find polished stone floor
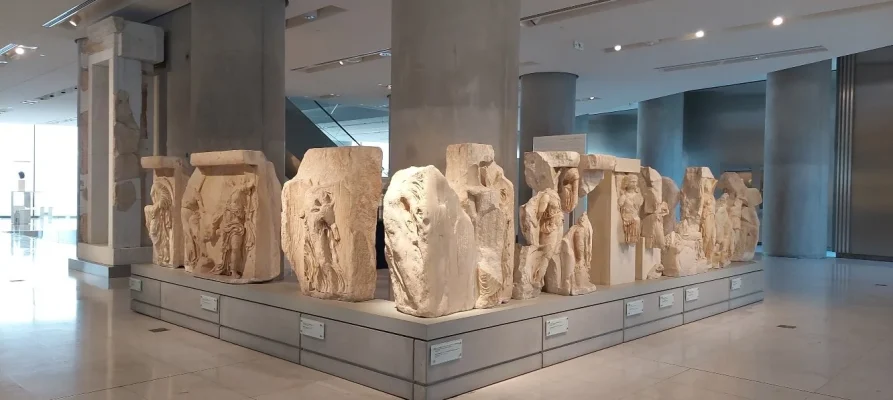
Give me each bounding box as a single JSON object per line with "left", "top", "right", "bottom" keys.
{"left": 1, "top": 233, "right": 892, "bottom": 400}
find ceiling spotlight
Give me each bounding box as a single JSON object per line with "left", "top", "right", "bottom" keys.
{"left": 338, "top": 60, "right": 345, "bottom": 65}
{"left": 772, "top": 16, "right": 784, "bottom": 26}
{"left": 378, "top": 50, "right": 391, "bottom": 57}
{"left": 588, "top": 96, "right": 596, "bottom": 100}
{"left": 695, "top": 30, "right": 705, "bottom": 38}
{"left": 614, "top": 44, "right": 622, "bottom": 51}
{"left": 14, "top": 47, "right": 25, "bottom": 55}
{"left": 69, "top": 18, "right": 78, "bottom": 27}
{"left": 39, "top": 54, "right": 45, "bottom": 57}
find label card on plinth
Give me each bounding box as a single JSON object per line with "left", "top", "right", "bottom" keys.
{"left": 659, "top": 293, "right": 675, "bottom": 309}
{"left": 545, "top": 317, "right": 569, "bottom": 337}
{"left": 685, "top": 287, "right": 699, "bottom": 302}
{"left": 129, "top": 278, "right": 142, "bottom": 292}
{"left": 731, "top": 277, "right": 743, "bottom": 291}
{"left": 430, "top": 339, "right": 463, "bottom": 366}
{"left": 199, "top": 295, "right": 218, "bottom": 313}
{"left": 300, "top": 318, "right": 325, "bottom": 340}
{"left": 626, "top": 299, "right": 645, "bottom": 317}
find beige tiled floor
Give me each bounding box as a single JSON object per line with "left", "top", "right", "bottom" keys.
{"left": 0, "top": 233, "right": 891, "bottom": 400}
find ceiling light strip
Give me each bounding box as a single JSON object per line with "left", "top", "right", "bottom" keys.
{"left": 291, "top": 48, "right": 392, "bottom": 72}
{"left": 0, "top": 44, "right": 17, "bottom": 55}
{"left": 43, "top": 0, "right": 98, "bottom": 28}
{"left": 655, "top": 46, "right": 828, "bottom": 72}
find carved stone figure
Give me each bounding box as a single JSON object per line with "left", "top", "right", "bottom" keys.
{"left": 141, "top": 156, "right": 188, "bottom": 268}
{"left": 514, "top": 189, "right": 564, "bottom": 299}
{"left": 557, "top": 167, "right": 581, "bottom": 213}
{"left": 282, "top": 147, "right": 382, "bottom": 302}
{"left": 734, "top": 187, "right": 763, "bottom": 261}
{"left": 617, "top": 174, "right": 644, "bottom": 244}
{"left": 662, "top": 177, "right": 681, "bottom": 236}
{"left": 636, "top": 167, "right": 668, "bottom": 280}
{"left": 445, "top": 144, "right": 514, "bottom": 308}
{"left": 662, "top": 167, "right": 715, "bottom": 276}
{"left": 544, "top": 213, "right": 596, "bottom": 296}
{"left": 383, "top": 166, "right": 477, "bottom": 318}
{"left": 712, "top": 193, "right": 734, "bottom": 268}
{"left": 523, "top": 151, "right": 580, "bottom": 193}
{"left": 578, "top": 154, "right": 616, "bottom": 197}
{"left": 182, "top": 150, "right": 281, "bottom": 284}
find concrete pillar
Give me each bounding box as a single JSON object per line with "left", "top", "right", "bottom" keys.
{"left": 518, "top": 72, "right": 578, "bottom": 204}
{"left": 389, "top": 0, "right": 520, "bottom": 184}
{"left": 190, "top": 0, "right": 285, "bottom": 180}
{"left": 637, "top": 94, "right": 685, "bottom": 186}
{"left": 763, "top": 60, "right": 833, "bottom": 258}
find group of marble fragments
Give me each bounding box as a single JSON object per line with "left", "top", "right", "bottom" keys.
{"left": 142, "top": 145, "right": 761, "bottom": 318}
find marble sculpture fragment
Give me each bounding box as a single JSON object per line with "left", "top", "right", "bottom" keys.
{"left": 637, "top": 167, "right": 668, "bottom": 280}
{"left": 714, "top": 172, "right": 748, "bottom": 267}
{"left": 662, "top": 167, "right": 715, "bottom": 277}
{"left": 544, "top": 213, "right": 596, "bottom": 295}
{"left": 141, "top": 156, "right": 189, "bottom": 268}
{"left": 524, "top": 151, "right": 581, "bottom": 213}
{"left": 735, "top": 187, "right": 763, "bottom": 261}
{"left": 383, "top": 166, "right": 478, "bottom": 318}
{"left": 281, "top": 147, "right": 382, "bottom": 302}
{"left": 182, "top": 151, "right": 281, "bottom": 283}
{"left": 514, "top": 189, "right": 564, "bottom": 299}
{"left": 445, "top": 144, "right": 515, "bottom": 308}
{"left": 617, "top": 173, "right": 644, "bottom": 244}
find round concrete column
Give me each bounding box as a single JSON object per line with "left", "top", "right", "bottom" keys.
{"left": 763, "top": 60, "right": 833, "bottom": 258}
{"left": 518, "top": 72, "right": 578, "bottom": 204}
{"left": 637, "top": 93, "right": 685, "bottom": 185}
{"left": 190, "top": 0, "right": 286, "bottom": 179}
{"left": 389, "top": 0, "right": 520, "bottom": 184}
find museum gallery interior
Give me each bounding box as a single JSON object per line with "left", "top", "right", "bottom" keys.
{"left": 1, "top": 1, "right": 893, "bottom": 400}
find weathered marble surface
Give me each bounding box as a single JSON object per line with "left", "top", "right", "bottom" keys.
{"left": 281, "top": 147, "right": 382, "bottom": 302}
{"left": 617, "top": 173, "right": 644, "bottom": 244}
{"left": 663, "top": 167, "right": 715, "bottom": 277}
{"left": 142, "top": 157, "right": 189, "bottom": 268}
{"left": 715, "top": 172, "right": 748, "bottom": 267}
{"left": 514, "top": 189, "right": 564, "bottom": 299}
{"left": 636, "top": 167, "right": 667, "bottom": 280}
{"left": 524, "top": 152, "right": 582, "bottom": 212}
{"left": 182, "top": 150, "right": 281, "bottom": 283}
{"left": 445, "top": 143, "right": 514, "bottom": 308}
{"left": 383, "top": 166, "right": 478, "bottom": 317}
{"left": 544, "top": 213, "right": 596, "bottom": 296}
{"left": 662, "top": 177, "right": 680, "bottom": 236}
{"left": 735, "top": 187, "right": 763, "bottom": 261}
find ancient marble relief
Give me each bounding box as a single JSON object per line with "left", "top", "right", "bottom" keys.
{"left": 282, "top": 147, "right": 382, "bottom": 302}
{"left": 182, "top": 151, "right": 281, "bottom": 283}
{"left": 383, "top": 166, "right": 477, "bottom": 318}
{"left": 636, "top": 167, "right": 668, "bottom": 280}
{"left": 445, "top": 144, "right": 514, "bottom": 308}
{"left": 141, "top": 157, "right": 189, "bottom": 268}
{"left": 662, "top": 177, "right": 680, "bottom": 236}
{"left": 617, "top": 173, "right": 644, "bottom": 244}
{"left": 735, "top": 187, "right": 763, "bottom": 261}
{"left": 514, "top": 189, "right": 564, "bottom": 299}
{"left": 662, "top": 167, "right": 715, "bottom": 277}
{"left": 714, "top": 172, "right": 747, "bottom": 267}
{"left": 524, "top": 151, "right": 581, "bottom": 213}
{"left": 544, "top": 213, "right": 596, "bottom": 296}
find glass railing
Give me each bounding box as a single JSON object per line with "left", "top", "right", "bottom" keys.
{"left": 288, "top": 97, "right": 391, "bottom": 176}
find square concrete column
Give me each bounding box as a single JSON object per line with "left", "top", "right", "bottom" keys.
{"left": 76, "top": 17, "right": 163, "bottom": 268}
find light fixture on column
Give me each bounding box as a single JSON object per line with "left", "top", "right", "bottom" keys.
{"left": 42, "top": 0, "right": 97, "bottom": 27}
{"left": 772, "top": 16, "right": 784, "bottom": 26}
{"left": 614, "top": 44, "right": 622, "bottom": 51}
{"left": 69, "top": 15, "right": 82, "bottom": 27}
{"left": 14, "top": 47, "right": 25, "bottom": 55}
{"left": 695, "top": 30, "right": 705, "bottom": 38}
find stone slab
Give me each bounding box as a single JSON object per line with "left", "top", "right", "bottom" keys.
{"left": 219, "top": 296, "right": 300, "bottom": 347}
{"left": 76, "top": 243, "right": 152, "bottom": 266}
{"left": 542, "top": 330, "right": 623, "bottom": 367}
{"left": 190, "top": 149, "right": 267, "bottom": 167}
{"left": 683, "top": 278, "right": 731, "bottom": 312}
{"left": 623, "top": 288, "right": 684, "bottom": 328}
{"left": 159, "top": 308, "right": 220, "bottom": 337}
{"left": 413, "top": 354, "right": 542, "bottom": 400}
{"left": 301, "top": 350, "right": 414, "bottom": 400}
{"left": 624, "top": 314, "right": 684, "bottom": 342}
{"left": 683, "top": 301, "right": 730, "bottom": 324}
{"left": 220, "top": 327, "right": 300, "bottom": 364}
{"left": 131, "top": 300, "right": 160, "bottom": 318}
{"left": 613, "top": 157, "right": 642, "bottom": 173}
{"left": 542, "top": 301, "right": 622, "bottom": 350}
{"left": 729, "top": 291, "right": 764, "bottom": 310}
{"left": 129, "top": 276, "right": 161, "bottom": 306}
{"left": 729, "top": 271, "right": 765, "bottom": 299}
{"left": 159, "top": 282, "right": 220, "bottom": 323}
{"left": 68, "top": 258, "right": 131, "bottom": 278}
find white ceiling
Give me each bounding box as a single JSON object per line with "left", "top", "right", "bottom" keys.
{"left": 3, "top": 0, "right": 893, "bottom": 125}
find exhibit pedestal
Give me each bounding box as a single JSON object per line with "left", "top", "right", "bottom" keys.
{"left": 70, "top": 243, "right": 152, "bottom": 280}
{"left": 130, "top": 262, "right": 764, "bottom": 400}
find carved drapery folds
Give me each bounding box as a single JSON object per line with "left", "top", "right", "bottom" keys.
{"left": 141, "top": 157, "right": 188, "bottom": 268}
{"left": 182, "top": 151, "right": 281, "bottom": 284}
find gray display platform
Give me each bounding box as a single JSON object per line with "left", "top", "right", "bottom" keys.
{"left": 69, "top": 258, "right": 131, "bottom": 279}
{"left": 130, "top": 261, "right": 764, "bottom": 400}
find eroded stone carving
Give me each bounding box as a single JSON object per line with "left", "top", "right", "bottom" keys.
{"left": 558, "top": 167, "right": 581, "bottom": 213}
{"left": 182, "top": 151, "right": 281, "bottom": 283}
{"left": 636, "top": 167, "right": 668, "bottom": 280}
{"left": 445, "top": 144, "right": 514, "bottom": 308}
{"left": 142, "top": 157, "right": 188, "bottom": 268}
{"left": 383, "top": 166, "right": 478, "bottom": 317}
{"left": 734, "top": 187, "right": 763, "bottom": 261}
{"left": 617, "top": 174, "right": 644, "bottom": 244}
{"left": 662, "top": 177, "right": 680, "bottom": 236}
{"left": 524, "top": 151, "right": 582, "bottom": 213}
{"left": 544, "top": 213, "right": 596, "bottom": 296}
{"left": 514, "top": 189, "right": 564, "bottom": 299}
{"left": 282, "top": 147, "right": 382, "bottom": 302}
{"left": 714, "top": 172, "right": 748, "bottom": 267}
{"left": 662, "top": 167, "right": 715, "bottom": 276}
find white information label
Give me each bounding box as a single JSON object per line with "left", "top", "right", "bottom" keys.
{"left": 129, "top": 278, "right": 142, "bottom": 292}
{"left": 545, "top": 317, "right": 569, "bottom": 337}
{"left": 199, "top": 295, "right": 218, "bottom": 312}
{"left": 685, "top": 287, "right": 700, "bottom": 302}
{"left": 659, "top": 293, "right": 675, "bottom": 309}
{"left": 731, "top": 277, "right": 743, "bottom": 291}
{"left": 300, "top": 318, "right": 325, "bottom": 340}
{"left": 626, "top": 299, "right": 645, "bottom": 316}
{"left": 430, "top": 339, "right": 463, "bottom": 366}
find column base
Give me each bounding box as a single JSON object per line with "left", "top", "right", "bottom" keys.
{"left": 76, "top": 242, "right": 152, "bottom": 266}
{"left": 68, "top": 258, "right": 132, "bottom": 279}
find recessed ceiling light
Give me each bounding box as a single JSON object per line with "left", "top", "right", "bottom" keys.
{"left": 69, "top": 19, "right": 77, "bottom": 26}
{"left": 338, "top": 60, "right": 345, "bottom": 65}
{"left": 772, "top": 16, "right": 784, "bottom": 26}
{"left": 614, "top": 44, "right": 622, "bottom": 51}
{"left": 14, "top": 47, "right": 25, "bottom": 55}
{"left": 695, "top": 30, "right": 705, "bottom": 38}
{"left": 39, "top": 54, "right": 45, "bottom": 57}
{"left": 588, "top": 96, "right": 596, "bottom": 100}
